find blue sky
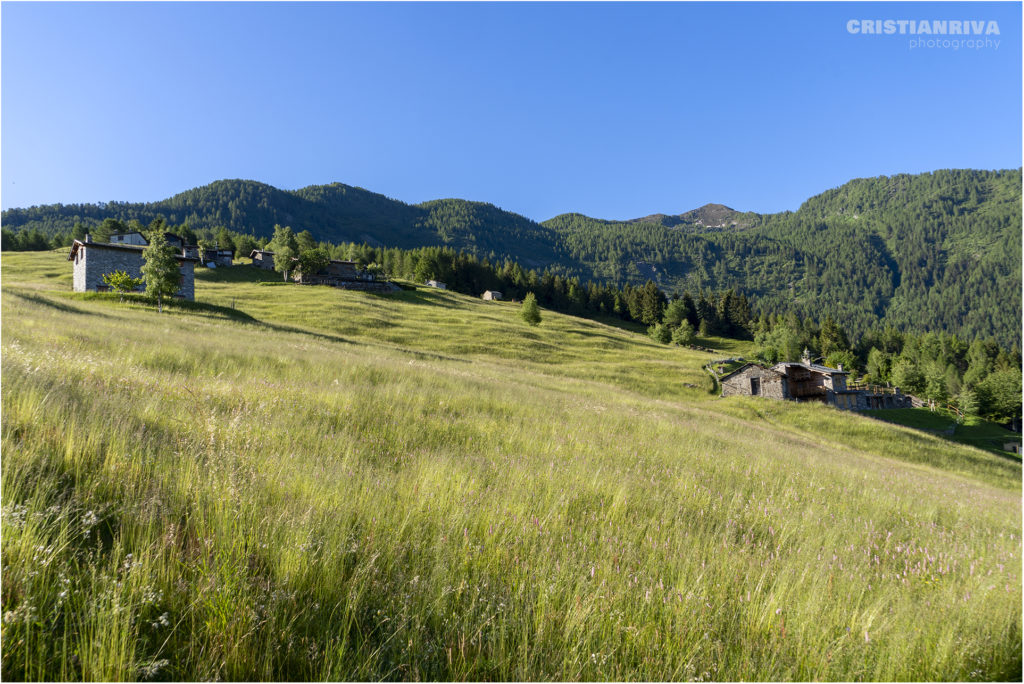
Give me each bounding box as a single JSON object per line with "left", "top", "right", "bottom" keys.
{"left": 2, "top": 2, "right": 1020, "bottom": 220}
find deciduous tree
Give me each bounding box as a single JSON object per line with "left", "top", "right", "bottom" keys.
{"left": 141, "top": 230, "right": 180, "bottom": 313}
{"left": 102, "top": 270, "right": 144, "bottom": 302}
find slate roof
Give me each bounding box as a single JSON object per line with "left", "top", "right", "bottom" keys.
{"left": 774, "top": 362, "right": 849, "bottom": 375}
{"left": 67, "top": 239, "right": 199, "bottom": 261}
{"left": 718, "top": 363, "right": 784, "bottom": 383}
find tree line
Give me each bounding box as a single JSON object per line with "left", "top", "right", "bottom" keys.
{"left": 2, "top": 169, "right": 1019, "bottom": 348}
{"left": 260, "top": 224, "right": 1020, "bottom": 429}
{"left": 11, "top": 213, "right": 1020, "bottom": 427}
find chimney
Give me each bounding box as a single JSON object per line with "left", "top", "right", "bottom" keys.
{"left": 84, "top": 234, "right": 92, "bottom": 243}
{"left": 838, "top": 364, "right": 844, "bottom": 372}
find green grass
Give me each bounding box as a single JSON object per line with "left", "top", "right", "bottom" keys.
{"left": 863, "top": 408, "right": 1022, "bottom": 460}
{"left": 2, "top": 250, "right": 1021, "bottom": 681}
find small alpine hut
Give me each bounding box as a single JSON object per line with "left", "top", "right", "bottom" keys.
{"left": 720, "top": 363, "right": 789, "bottom": 399}
{"left": 250, "top": 249, "right": 275, "bottom": 270}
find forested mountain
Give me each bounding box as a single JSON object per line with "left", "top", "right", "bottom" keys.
{"left": 3, "top": 169, "right": 1020, "bottom": 346}
{"left": 541, "top": 169, "right": 1021, "bottom": 346}
{"left": 0, "top": 181, "right": 553, "bottom": 256}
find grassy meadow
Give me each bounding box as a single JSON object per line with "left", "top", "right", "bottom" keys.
{"left": 1, "top": 250, "right": 1021, "bottom": 681}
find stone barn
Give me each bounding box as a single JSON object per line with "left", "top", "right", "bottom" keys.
{"left": 68, "top": 237, "right": 197, "bottom": 300}
{"left": 110, "top": 231, "right": 199, "bottom": 259}
{"left": 109, "top": 231, "right": 149, "bottom": 246}
{"left": 772, "top": 360, "right": 849, "bottom": 400}
{"left": 250, "top": 250, "right": 275, "bottom": 269}
{"left": 294, "top": 259, "right": 367, "bottom": 286}
{"left": 482, "top": 290, "right": 503, "bottom": 301}
{"left": 202, "top": 248, "right": 234, "bottom": 267}
{"left": 720, "top": 364, "right": 789, "bottom": 399}
{"left": 719, "top": 350, "right": 912, "bottom": 411}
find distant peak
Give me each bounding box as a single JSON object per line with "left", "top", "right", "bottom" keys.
{"left": 627, "top": 203, "right": 748, "bottom": 229}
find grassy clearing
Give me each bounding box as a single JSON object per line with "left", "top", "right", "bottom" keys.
{"left": 1, "top": 250, "right": 1021, "bottom": 681}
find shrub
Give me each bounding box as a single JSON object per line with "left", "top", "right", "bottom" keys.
{"left": 672, "top": 320, "right": 696, "bottom": 346}
{"left": 101, "top": 270, "right": 144, "bottom": 302}
{"left": 648, "top": 323, "right": 671, "bottom": 344}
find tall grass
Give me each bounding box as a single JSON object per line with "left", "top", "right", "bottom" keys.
{"left": 2, "top": 251, "right": 1021, "bottom": 680}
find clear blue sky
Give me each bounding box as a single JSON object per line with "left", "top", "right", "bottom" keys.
{"left": 2, "top": 2, "right": 1020, "bottom": 220}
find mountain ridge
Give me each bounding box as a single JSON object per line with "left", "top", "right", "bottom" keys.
{"left": 3, "top": 168, "right": 1020, "bottom": 346}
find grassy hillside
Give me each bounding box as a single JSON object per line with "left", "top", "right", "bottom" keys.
{"left": 3, "top": 169, "right": 1020, "bottom": 346}
{"left": 2, "top": 250, "right": 1021, "bottom": 681}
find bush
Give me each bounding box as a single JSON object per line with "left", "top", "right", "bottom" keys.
{"left": 101, "top": 270, "right": 144, "bottom": 302}
{"left": 648, "top": 323, "right": 671, "bottom": 344}
{"left": 672, "top": 320, "right": 696, "bottom": 346}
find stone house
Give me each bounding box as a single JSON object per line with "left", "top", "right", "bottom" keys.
{"left": 110, "top": 231, "right": 189, "bottom": 248}
{"left": 250, "top": 249, "right": 274, "bottom": 269}
{"left": 110, "top": 231, "right": 200, "bottom": 259}
{"left": 482, "top": 290, "right": 503, "bottom": 301}
{"left": 201, "top": 248, "right": 234, "bottom": 267}
{"left": 720, "top": 364, "right": 789, "bottom": 399}
{"left": 425, "top": 280, "right": 447, "bottom": 289}
{"left": 68, "top": 237, "right": 197, "bottom": 300}
{"left": 109, "top": 231, "right": 149, "bottom": 246}
{"left": 294, "top": 259, "right": 374, "bottom": 286}
{"left": 720, "top": 350, "right": 911, "bottom": 411}
{"left": 771, "top": 360, "right": 849, "bottom": 401}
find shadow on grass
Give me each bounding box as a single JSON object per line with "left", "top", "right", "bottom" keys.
{"left": 862, "top": 409, "right": 1023, "bottom": 464}
{"left": 196, "top": 265, "right": 283, "bottom": 284}
{"left": 163, "top": 298, "right": 261, "bottom": 323}
{"left": 363, "top": 288, "right": 449, "bottom": 306}
{"left": 586, "top": 315, "right": 648, "bottom": 336}
{"left": 245, "top": 319, "right": 355, "bottom": 347}
{"left": 63, "top": 291, "right": 263, "bottom": 324}
{"left": 560, "top": 327, "right": 634, "bottom": 346}
{"left": 4, "top": 288, "right": 111, "bottom": 318}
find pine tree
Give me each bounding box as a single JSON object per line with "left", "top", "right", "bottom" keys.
{"left": 520, "top": 292, "right": 542, "bottom": 326}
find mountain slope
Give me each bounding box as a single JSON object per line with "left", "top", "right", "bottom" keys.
{"left": 1, "top": 180, "right": 567, "bottom": 266}
{"left": 2, "top": 169, "right": 1020, "bottom": 345}
{"left": 540, "top": 169, "right": 1021, "bottom": 345}
{"left": 1, "top": 250, "right": 1020, "bottom": 680}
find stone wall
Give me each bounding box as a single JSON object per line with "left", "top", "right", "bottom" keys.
{"left": 252, "top": 253, "right": 275, "bottom": 269}
{"left": 179, "top": 261, "right": 195, "bottom": 300}
{"left": 74, "top": 245, "right": 195, "bottom": 300}
{"left": 721, "top": 365, "right": 788, "bottom": 399}
{"left": 72, "top": 248, "right": 87, "bottom": 292}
